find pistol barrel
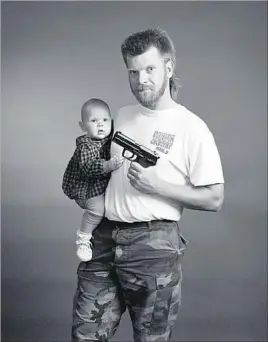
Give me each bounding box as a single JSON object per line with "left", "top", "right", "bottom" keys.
{"left": 112, "top": 131, "right": 159, "bottom": 166}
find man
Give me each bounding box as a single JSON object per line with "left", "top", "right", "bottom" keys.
{"left": 72, "top": 28, "right": 224, "bottom": 342}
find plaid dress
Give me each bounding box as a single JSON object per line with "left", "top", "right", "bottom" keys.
{"left": 62, "top": 135, "right": 111, "bottom": 200}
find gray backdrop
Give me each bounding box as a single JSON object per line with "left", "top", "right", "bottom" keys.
{"left": 1, "top": 1, "right": 267, "bottom": 341}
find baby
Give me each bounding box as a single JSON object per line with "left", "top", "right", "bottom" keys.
{"left": 62, "top": 98, "right": 124, "bottom": 261}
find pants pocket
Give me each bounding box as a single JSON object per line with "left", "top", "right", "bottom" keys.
{"left": 149, "top": 268, "right": 183, "bottom": 336}
{"left": 163, "top": 223, "right": 189, "bottom": 256}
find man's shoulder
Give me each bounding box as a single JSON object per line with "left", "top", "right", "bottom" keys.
{"left": 116, "top": 104, "right": 139, "bottom": 115}
{"left": 113, "top": 104, "right": 140, "bottom": 125}
{"left": 176, "top": 104, "right": 210, "bottom": 134}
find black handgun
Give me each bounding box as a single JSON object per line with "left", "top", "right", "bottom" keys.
{"left": 112, "top": 131, "right": 159, "bottom": 168}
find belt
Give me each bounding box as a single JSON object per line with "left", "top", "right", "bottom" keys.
{"left": 109, "top": 219, "right": 175, "bottom": 229}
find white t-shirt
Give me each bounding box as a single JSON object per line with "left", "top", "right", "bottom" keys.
{"left": 105, "top": 103, "right": 224, "bottom": 222}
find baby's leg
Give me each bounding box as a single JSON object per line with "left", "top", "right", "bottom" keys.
{"left": 75, "top": 195, "right": 105, "bottom": 261}
{"left": 80, "top": 194, "right": 105, "bottom": 235}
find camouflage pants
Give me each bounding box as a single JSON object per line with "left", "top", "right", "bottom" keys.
{"left": 72, "top": 218, "right": 187, "bottom": 342}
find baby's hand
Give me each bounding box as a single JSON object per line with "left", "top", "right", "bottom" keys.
{"left": 109, "top": 154, "right": 125, "bottom": 171}
{"left": 104, "top": 154, "right": 124, "bottom": 172}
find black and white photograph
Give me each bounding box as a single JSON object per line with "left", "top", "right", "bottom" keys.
{"left": 1, "top": 1, "right": 267, "bottom": 342}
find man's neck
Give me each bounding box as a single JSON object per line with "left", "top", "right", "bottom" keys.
{"left": 145, "top": 96, "right": 177, "bottom": 111}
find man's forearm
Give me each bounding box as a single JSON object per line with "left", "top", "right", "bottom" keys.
{"left": 127, "top": 162, "right": 224, "bottom": 211}
{"left": 157, "top": 182, "right": 224, "bottom": 212}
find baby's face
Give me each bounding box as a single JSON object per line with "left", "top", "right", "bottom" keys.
{"left": 82, "top": 107, "right": 112, "bottom": 140}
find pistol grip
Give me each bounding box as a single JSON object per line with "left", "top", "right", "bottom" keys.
{"left": 137, "top": 157, "right": 152, "bottom": 168}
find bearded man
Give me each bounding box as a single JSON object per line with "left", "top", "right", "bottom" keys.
{"left": 71, "top": 28, "right": 224, "bottom": 342}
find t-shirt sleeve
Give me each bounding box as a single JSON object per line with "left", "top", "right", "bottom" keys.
{"left": 188, "top": 125, "right": 224, "bottom": 186}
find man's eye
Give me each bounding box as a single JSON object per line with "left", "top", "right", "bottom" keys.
{"left": 147, "top": 67, "right": 155, "bottom": 72}
{"left": 129, "top": 70, "right": 137, "bottom": 75}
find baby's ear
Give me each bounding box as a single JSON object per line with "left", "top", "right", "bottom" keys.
{"left": 79, "top": 121, "right": 85, "bottom": 131}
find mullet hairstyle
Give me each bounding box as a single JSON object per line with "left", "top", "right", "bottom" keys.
{"left": 121, "top": 28, "right": 181, "bottom": 101}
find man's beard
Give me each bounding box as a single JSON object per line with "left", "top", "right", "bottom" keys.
{"left": 130, "top": 75, "right": 168, "bottom": 109}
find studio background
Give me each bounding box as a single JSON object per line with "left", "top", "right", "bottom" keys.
{"left": 1, "top": 1, "right": 267, "bottom": 341}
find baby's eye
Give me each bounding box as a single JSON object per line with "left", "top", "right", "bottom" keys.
{"left": 91, "top": 119, "right": 97, "bottom": 123}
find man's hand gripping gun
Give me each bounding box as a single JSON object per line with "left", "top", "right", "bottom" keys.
{"left": 112, "top": 131, "right": 159, "bottom": 168}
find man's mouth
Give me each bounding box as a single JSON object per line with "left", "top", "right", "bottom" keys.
{"left": 138, "top": 88, "right": 152, "bottom": 92}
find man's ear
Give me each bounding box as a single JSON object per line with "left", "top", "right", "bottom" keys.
{"left": 79, "top": 121, "right": 85, "bottom": 132}
{"left": 165, "top": 59, "right": 174, "bottom": 78}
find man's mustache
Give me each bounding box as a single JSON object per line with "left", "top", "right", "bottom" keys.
{"left": 136, "top": 86, "right": 153, "bottom": 91}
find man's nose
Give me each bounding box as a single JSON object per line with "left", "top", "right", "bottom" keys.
{"left": 138, "top": 70, "right": 149, "bottom": 84}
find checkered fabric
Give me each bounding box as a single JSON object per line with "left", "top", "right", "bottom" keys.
{"left": 62, "top": 135, "right": 111, "bottom": 200}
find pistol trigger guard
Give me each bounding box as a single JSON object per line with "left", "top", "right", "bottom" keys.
{"left": 122, "top": 149, "right": 136, "bottom": 162}
{"left": 129, "top": 154, "right": 137, "bottom": 162}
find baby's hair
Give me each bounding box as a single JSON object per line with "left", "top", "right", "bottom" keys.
{"left": 81, "top": 98, "right": 111, "bottom": 122}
